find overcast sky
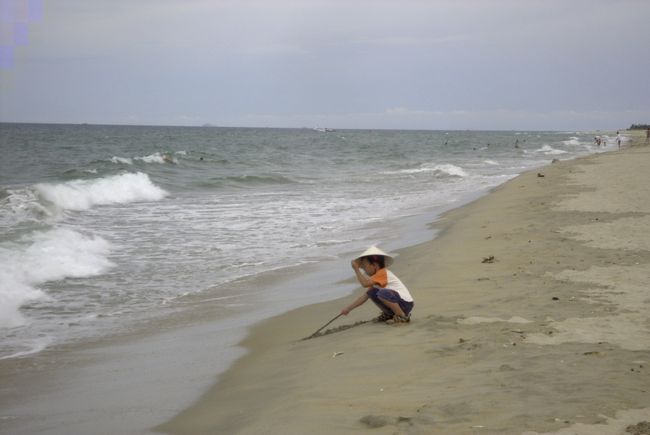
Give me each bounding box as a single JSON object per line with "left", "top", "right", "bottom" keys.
{"left": 1, "top": 0, "right": 649, "bottom": 130}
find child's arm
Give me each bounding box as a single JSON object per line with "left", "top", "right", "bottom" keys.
{"left": 351, "top": 259, "right": 374, "bottom": 288}
{"left": 341, "top": 292, "right": 369, "bottom": 315}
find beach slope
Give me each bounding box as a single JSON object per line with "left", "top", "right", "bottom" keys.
{"left": 159, "top": 136, "right": 650, "bottom": 435}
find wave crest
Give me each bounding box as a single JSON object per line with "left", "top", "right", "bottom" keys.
{"left": 562, "top": 137, "right": 582, "bottom": 146}
{"left": 110, "top": 152, "right": 178, "bottom": 165}
{"left": 386, "top": 163, "right": 468, "bottom": 178}
{"left": 533, "top": 145, "right": 568, "bottom": 155}
{"left": 35, "top": 172, "right": 168, "bottom": 211}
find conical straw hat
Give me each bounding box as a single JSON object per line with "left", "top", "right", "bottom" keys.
{"left": 354, "top": 246, "right": 394, "bottom": 267}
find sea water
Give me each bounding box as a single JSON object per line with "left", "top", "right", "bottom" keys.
{"left": 0, "top": 124, "right": 616, "bottom": 360}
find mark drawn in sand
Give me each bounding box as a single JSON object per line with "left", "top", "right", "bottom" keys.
{"left": 457, "top": 316, "right": 533, "bottom": 325}
{"left": 302, "top": 320, "right": 370, "bottom": 340}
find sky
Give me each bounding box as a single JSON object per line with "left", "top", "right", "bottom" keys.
{"left": 1, "top": 0, "right": 649, "bottom": 130}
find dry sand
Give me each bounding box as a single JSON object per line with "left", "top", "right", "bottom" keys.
{"left": 159, "top": 131, "right": 650, "bottom": 435}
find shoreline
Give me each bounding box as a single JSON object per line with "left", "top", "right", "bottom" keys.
{"left": 158, "top": 130, "right": 650, "bottom": 434}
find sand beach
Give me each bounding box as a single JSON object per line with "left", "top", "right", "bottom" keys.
{"left": 159, "top": 130, "right": 650, "bottom": 435}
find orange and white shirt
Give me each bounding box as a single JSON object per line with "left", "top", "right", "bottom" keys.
{"left": 369, "top": 268, "right": 413, "bottom": 302}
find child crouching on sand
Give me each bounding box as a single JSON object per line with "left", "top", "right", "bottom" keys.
{"left": 341, "top": 246, "right": 414, "bottom": 325}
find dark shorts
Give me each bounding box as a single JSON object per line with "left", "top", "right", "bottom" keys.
{"left": 366, "top": 287, "right": 414, "bottom": 316}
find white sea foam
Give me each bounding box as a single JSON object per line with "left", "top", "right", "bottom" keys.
{"left": 0, "top": 337, "right": 52, "bottom": 360}
{"left": 534, "top": 145, "right": 568, "bottom": 155}
{"left": 111, "top": 153, "right": 177, "bottom": 164}
{"left": 388, "top": 163, "right": 468, "bottom": 177}
{"left": 35, "top": 172, "right": 168, "bottom": 211}
{"left": 0, "top": 272, "right": 45, "bottom": 328}
{"left": 0, "top": 228, "right": 114, "bottom": 329}
{"left": 562, "top": 137, "right": 582, "bottom": 146}
{"left": 136, "top": 152, "right": 175, "bottom": 164}
{"left": 434, "top": 164, "right": 468, "bottom": 177}
{"left": 110, "top": 156, "right": 133, "bottom": 165}
{"left": 0, "top": 187, "right": 55, "bottom": 226}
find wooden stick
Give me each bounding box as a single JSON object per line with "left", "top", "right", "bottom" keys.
{"left": 305, "top": 313, "right": 343, "bottom": 339}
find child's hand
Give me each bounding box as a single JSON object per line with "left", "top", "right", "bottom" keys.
{"left": 341, "top": 308, "right": 350, "bottom": 315}
{"left": 351, "top": 259, "right": 360, "bottom": 269}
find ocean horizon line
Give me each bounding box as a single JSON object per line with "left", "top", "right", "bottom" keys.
{"left": 0, "top": 120, "right": 620, "bottom": 133}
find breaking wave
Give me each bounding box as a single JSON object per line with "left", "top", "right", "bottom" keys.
{"left": 386, "top": 163, "right": 469, "bottom": 178}
{"left": 0, "top": 228, "right": 114, "bottom": 331}
{"left": 35, "top": 172, "right": 168, "bottom": 211}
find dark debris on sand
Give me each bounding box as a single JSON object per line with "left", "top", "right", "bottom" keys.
{"left": 627, "top": 421, "right": 650, "bottom": 435}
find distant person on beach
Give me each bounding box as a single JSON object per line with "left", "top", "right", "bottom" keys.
{"left": 616, "top": 131, "right": 622, "bottom": 149}
{"left": 341, "top": 246, "right": 414, "bottom": 325}
{"left": 646, "top": 128, "right": 649, "bottom": 143}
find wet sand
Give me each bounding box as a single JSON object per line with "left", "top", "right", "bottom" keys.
{"left": 159, "top": 130, "right": 650, "bottom": 434}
